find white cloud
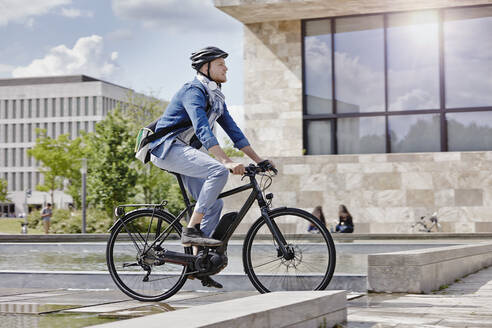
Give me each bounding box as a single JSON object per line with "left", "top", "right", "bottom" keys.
{"left": 0, "top": 0, "right": 71, "bottom": 26}
{"left": 12, "top": 35, "right": 120, "bottom": 79}
{"left": 111, "top": 0, "right": 235, "bottom": 32}
{"left": 60, "top": 7, "right": 94, "bottom": 18}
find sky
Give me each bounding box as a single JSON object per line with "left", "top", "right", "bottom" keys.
{"left": 0, "top": 0, "right": 245, "bottom": 105}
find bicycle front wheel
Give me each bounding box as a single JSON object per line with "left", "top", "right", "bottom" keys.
{"left": 106, "top": 209, "right": 190, "bottom": 302}
{"left": 243, "top": 208, "right": 336, "bottom": 293}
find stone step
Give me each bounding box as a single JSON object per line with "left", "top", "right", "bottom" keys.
{"left": 88, "top": 290, "right": 347, "bottom": 328}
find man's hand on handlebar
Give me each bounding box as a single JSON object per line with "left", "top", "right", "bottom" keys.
{"left": 225, "top": 162, "right": 246, "bottom": 175}
{"left": 257, "top": 159, "right": 278, "bottom": 174}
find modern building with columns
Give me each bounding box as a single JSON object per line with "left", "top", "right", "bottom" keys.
{"left": 214, "top": 1, "right": 492, "bottom": 232}
{"left": 0, "top": 75, "right": 130, "bottom": 215}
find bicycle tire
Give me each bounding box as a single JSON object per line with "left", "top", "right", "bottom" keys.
{"left": 106, "top": 209, "right": 190, "bottom": 301}
{"left": 242, "top": 207, "right": 336, "bottom": 293}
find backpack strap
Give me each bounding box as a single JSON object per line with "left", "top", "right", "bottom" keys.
{"left": 141, "top": 91, "right": 211, "bottom": 147}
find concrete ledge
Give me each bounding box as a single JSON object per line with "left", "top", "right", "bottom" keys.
{"left": 2, "top": 232, "right": 492, "bottom": 243}
{"left": 0, "top": 271, "right": 366, "bottom": 292}
{"left": 368, "top": 243, "right": 492, "bottom": 293}
{"left": 89, "top": 290, "right": 347, "bottom": 328}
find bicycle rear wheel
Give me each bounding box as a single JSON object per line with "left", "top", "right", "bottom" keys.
{"left": 106, "top": 209, "right": 190, "bottom": 301}
{"left": 243, "top": 208, "right": 336, "bottom": 293}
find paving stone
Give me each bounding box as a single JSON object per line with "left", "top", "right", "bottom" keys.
{"left": 347, "top": 265, "right": 492, "bottom": 327}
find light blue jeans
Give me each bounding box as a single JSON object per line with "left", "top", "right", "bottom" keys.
{"left": 150, "top": 141, "right": 228, "bottom": 237}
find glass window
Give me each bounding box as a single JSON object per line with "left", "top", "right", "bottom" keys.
{"left": 306, "top": 120, "right": 332, "bottom": 154}
{"left": 85, "top": 96, "right": 89, "bottom": 115}
{"left": 76, "top": 97, "right": 80, "bottom": 116}
{"left": 28, "top": 99, "right": 32, "bottom": 118}
{"left": 52, "top": 98, "right": 56, "bottom": 117}
{"left": 448, "top": 111, "right": 492, "bottom": 151}
{"left": 44, "top": 99, "right": 48, "bottom": 117}
{"left": 3, "top": 124, "right": 7, "bottom": 143}
{"left": 28, "top": 123, "right": 32, "bottom": 142}
{"left": 20, "top": 149, "right": 24, "bottom": 167}
{"left": 11, "top": 172, "right": 15, "bottom": 191}
{"left": 4, "top": 150, "right": 7, "bottom": 167}
{"left": 68, "top": 122, "right": 72, "bottom": 138}
{"left": 444, "top": 7, "right": 492, "bottom": 108}
{"left": 335, "top": 15, "right": 385, "bottom": 113}
{"left": 60, "top": 98, "right": 64, "bottom": 117}
{"left": 20, "top": 100, "right": 24, "bottom": 118}
{"left": 20, "top": 124, "right": 24, "bottom": 142}
{"left": 337, "top": 116, "right": 386, "bottom": 154}
{"left": 36, "top": 99, "right": 40, "bottom": 117}
{"left": 389, "top": 114, "right": 440, "bottom": 152}
{"left": 12, "top": 124, "right": 16, "bottom": 142}
{"left": 28, "top": 172, "right": 32, "bottom": 189}
{"left": 304, "top": 19, "right": 333, "bottom": 114}
{"left": 68, "top": 98, "right": 72, "bottom": 116}
{"left": 93, "top": 96, "right": 97, "bottom": 115}
{"left": 12, "top": 100, "right": 16, "bottom": 119}
{"left": 387, "top": 11, "right": 440, "bottom": 111}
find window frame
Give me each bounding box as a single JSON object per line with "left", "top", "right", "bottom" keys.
{"left": 302, "top": 4, "right": 492, "bottom": 155}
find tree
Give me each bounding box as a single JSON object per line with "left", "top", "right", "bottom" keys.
{"left": 27, "top": 129, "right": 84, "bottom": 206}
{"left": 85, "top": 108, "right": 139, "bottom": 217}
{"left": 0, "top": 179, "right": 10, "bottom": 202}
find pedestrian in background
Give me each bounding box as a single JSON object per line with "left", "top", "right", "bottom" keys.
{"left": 336, "top": 204, "right": 354, "bottom": 233}
{"left": 41, "top": 203, "right": 52, "bottom": 234}
{"left": 308, "top": 205, "right": 326, "bottom": 233}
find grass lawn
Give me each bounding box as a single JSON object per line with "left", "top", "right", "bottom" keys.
{"left": 0, "top": 218, "right": 44, "bottom": 234}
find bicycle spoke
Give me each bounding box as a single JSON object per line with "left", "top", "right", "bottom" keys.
{"left": 107, "top": 210, "right": 189, "bottom": 301}
{"left": 244, "top": 209, "right": 335, "bottom": 292}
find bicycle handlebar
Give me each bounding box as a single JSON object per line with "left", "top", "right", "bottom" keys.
{"left": 245, "top": 160, "right": 278, "bottom": 176}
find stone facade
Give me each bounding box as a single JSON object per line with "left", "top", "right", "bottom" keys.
{"left": 215, "top": 0, "right": 492, "bottom": 23}
{"left": 217, "top": 1, "right": 492, "bottom": 233}
{"left": 243, "top": 20, "right": 303, "bottom": 157}
{"left": 223, "top": 151, "right": 492, "bottom": 233}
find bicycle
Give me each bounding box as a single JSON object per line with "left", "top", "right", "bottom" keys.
{"left": 106, "top": 162, "right": 336, "bottom": 302}
{"left": 411, "top": 212, "right": 442, "bottom": 233}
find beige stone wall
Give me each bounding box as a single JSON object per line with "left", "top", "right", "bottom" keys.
{"left": 243, "top": 20, "right": 303, "bottom": 157}
{"left": 223, "top": 151, "right": 492, "bottom": 233}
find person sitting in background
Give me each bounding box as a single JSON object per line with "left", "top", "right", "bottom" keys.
{"left": 336, "top": 204, "right": 354, "bottom": 233}
{"left": 308, "top": 205, "right": 326, "bottom": 233}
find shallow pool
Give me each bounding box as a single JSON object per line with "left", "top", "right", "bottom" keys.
{"left": 0, "top": 242, "right": 461, "bottom": 274}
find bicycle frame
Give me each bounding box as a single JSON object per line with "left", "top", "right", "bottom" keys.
{"left": 116, "top": 170, "right": 291, "bottom": 261}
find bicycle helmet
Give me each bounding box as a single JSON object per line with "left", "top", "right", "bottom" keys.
{"left": 190, "top": 46, "right": 228, "bottom": 71}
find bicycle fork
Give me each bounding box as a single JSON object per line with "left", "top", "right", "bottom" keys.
{"left": 260, "top": 207, "right": 294, "bottom": 260}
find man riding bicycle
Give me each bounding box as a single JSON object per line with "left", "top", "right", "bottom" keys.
{"left": 148, "top": 47, "right": 275, "bottom": 287}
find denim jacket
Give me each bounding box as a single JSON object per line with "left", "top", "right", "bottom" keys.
{"left": 150, "top": 78, "right": 249, "bottom": 160}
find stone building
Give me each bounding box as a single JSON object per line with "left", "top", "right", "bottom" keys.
{"left": 214, "top": 0, "right": 492, "bottom": 232}
{"left": 0, "top": 75, "right": 131, "bottom": 214}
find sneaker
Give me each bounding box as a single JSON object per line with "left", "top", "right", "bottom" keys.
{"left": 181, "top": 227, "right": 222, "bottom": 247}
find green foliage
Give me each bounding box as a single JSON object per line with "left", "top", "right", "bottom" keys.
{"left": 0, "top": 179, "right": 10, "bottom": 202}
{"left": 222, "top": 138, "right": 244, "bottom": 158}
{"left": 27, "top": 208, "right": 112, "bottom": 233}
{"left": 27, "top": 129, "right": 86, "bottom": 206}
{"left": 120, "top": 91, "right": 167, "bottom": 133}
{"left": 84, "top": 108, "right": 139, "bottom": 218}
{"left": 131, "top": 165, "right": 184, "bottom": 216}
